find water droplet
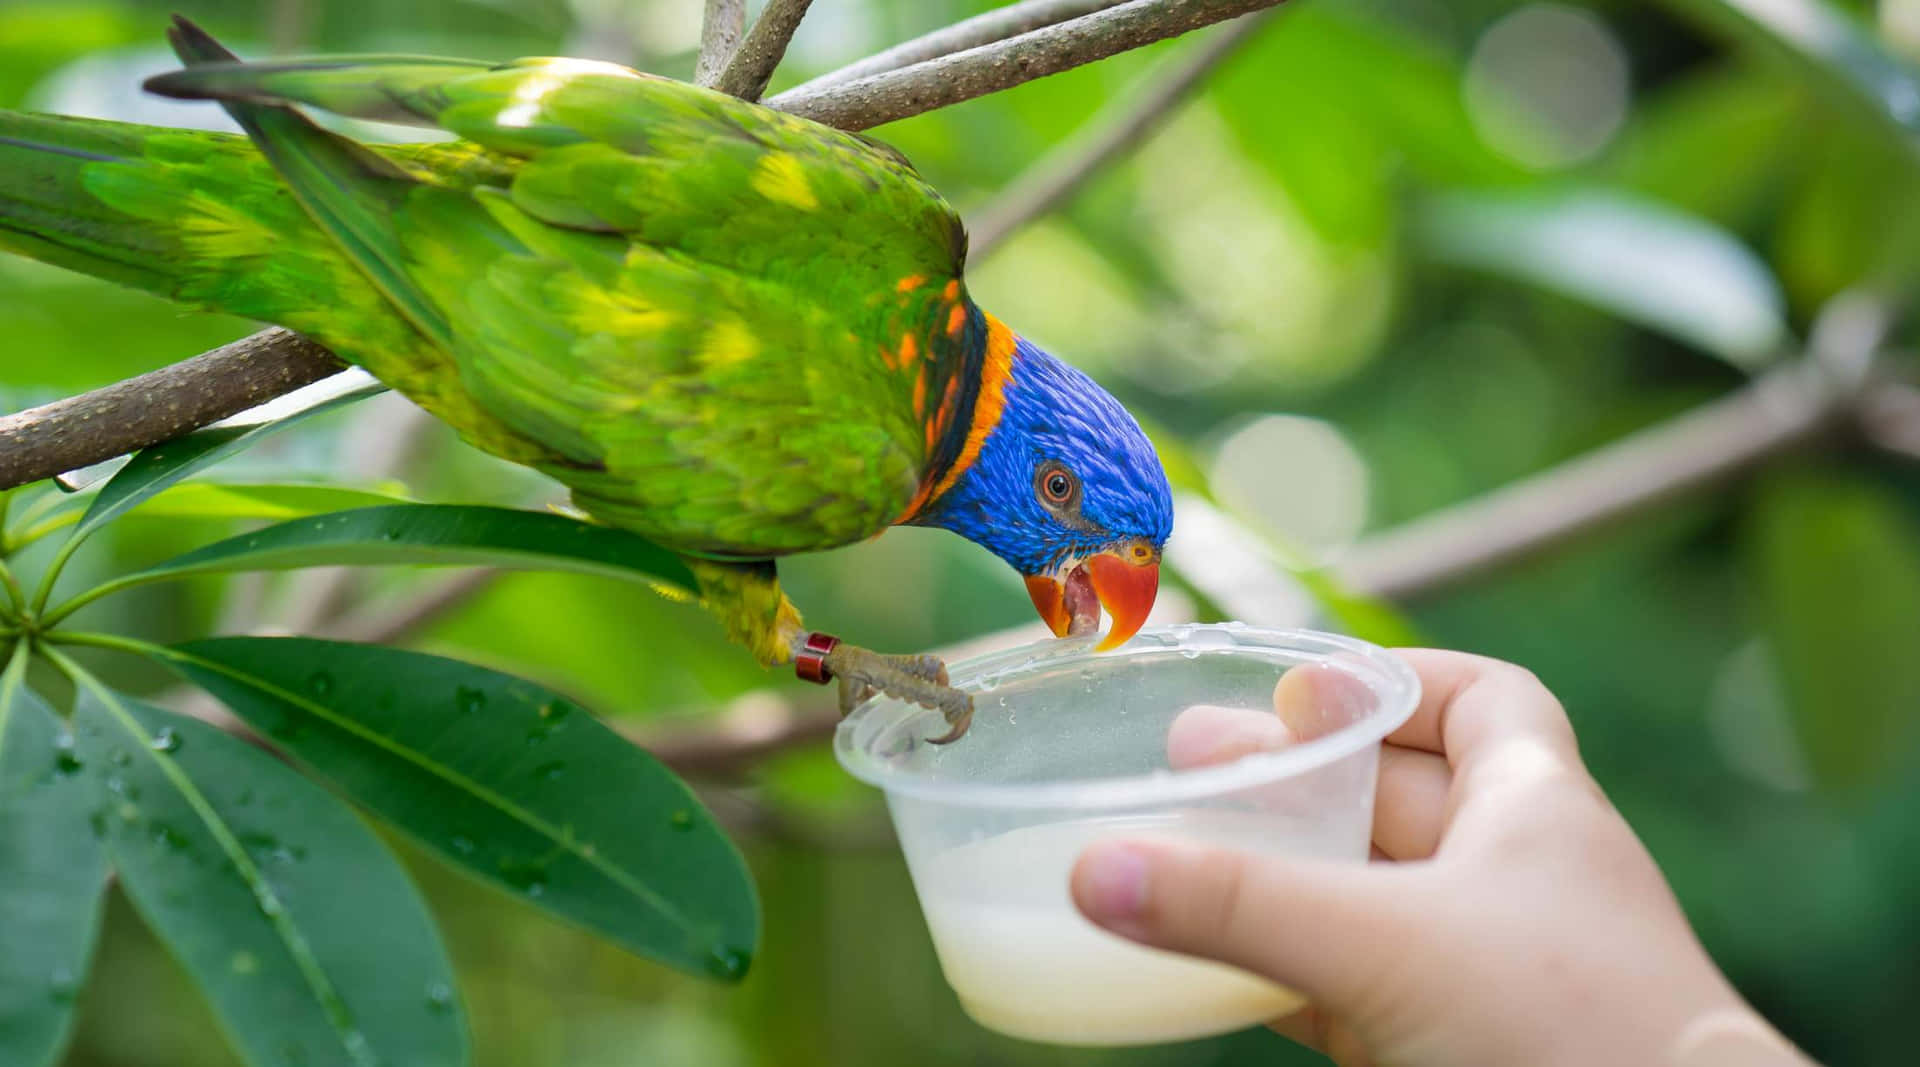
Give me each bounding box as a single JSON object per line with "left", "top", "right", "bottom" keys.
{"left": 230, "top": 950, "right": 259, "bottom": 975}
{"left": 538, "top": 700, "right": 572, "bottom": 722}
{"left": 455, "top": 686, "right": 485, "bottom": 715}
{"left": 235, "top": 788, "right": 255, "bottom": 807}
{"left": 532, "top": 761, "right": 565, "bottom": 782}
{"left": 53, "top": 736, "right": 82, "bottom": 776}
{"left": 150, "top": 727, "right": 182, "bottom": 753}
{"left": 152, "top": 823, "right": 190, "bottom": 852}
{"left": 105, "top": 775, "right": 127, "bottom": 796}
{"left": 108, "top": 749, "right": 131, "bottom": 767}
{"left": 381, "top": 529, "right": 401, "bottom": 542}
{"left": 449, "top": 835, "right": 475, "bottom": 855}
{"left": 88, "top": 811, "right": 108, "bottom": 839}
{"left": 497, "top": 857, "right": 549, "bottom": 897}
{"left": 425, "top": 982, "right": 454, "bottom": 1013}
{"left": 48, "top": 968, "right": 76, "bottom": 1003}
{"left": 669, "top": 809, "right": 695, "bottom": 832}
{"left": 306, "top": 671, "right": 333, "bottom": 698}
{"left": 705, "top": 946, "right": 750, "bottom": 980}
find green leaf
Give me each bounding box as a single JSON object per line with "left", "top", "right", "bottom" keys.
{"left": 0, "top": 648, "right": 108, "bottom": 1067}
{"left": 66, "top": 380, "right": 383, "bottom": 546}
{"left": 68, "top": 678, "right": 467, "bottom": 1067}
{"left": 1213, "top": 5, "right": 1520, "bottom": 245}
{"left": 125, "top": 503, "right": 695, "bottom": 593}
{"left": 1662, "top": 0, "right": 1920, "bottom": 150}
{"left": 158, "top": 637, "right": 758, "bottom": 981}
{"left": 1748, "top": 469, "right": 1920, "bottom": 793}
{"left": 20, "top": 482, "right": 413, "bottom": 542}
{"left": 1417, "top": 189, "right": 1789, "bottom": 367}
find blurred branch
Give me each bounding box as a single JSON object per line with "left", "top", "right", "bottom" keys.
{"left": 1335, "top": 296, "right": 1894, "bottom": 601}
{"left": 712, "top": 0, "right": 815, "bottom": 101}
{"left": 694, "top": 0, "right": 747, "bottom": 88}
{"left": 0, "top": 329, "right": 344, "bottom": 491}
{"left": 320, "top": 568, "right": 500, "bottom": 644}
{"left": 766, "top": 0, "right": 1287, "bottom": 131}
{"left": 781, "top": 0, "right": 1126, "bottom": 94}
{"left": 966, "top": 9, "right": 1274, "bottom": 262}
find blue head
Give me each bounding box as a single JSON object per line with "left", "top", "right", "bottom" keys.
{"left": 916, "top": 331, "right": 1173, "bottom": 648}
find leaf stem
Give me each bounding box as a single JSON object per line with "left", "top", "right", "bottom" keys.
{"left": 43, "top": 629, "right": 176, "bottom": 660}
{"left": 0, "top": 557, "right": 26, "bottom": 615}
{"left": 29, "top": 533, "right": 90, "bottom": 619}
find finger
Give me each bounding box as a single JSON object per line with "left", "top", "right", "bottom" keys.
{"left": 1166, "top": 703, "right": 1294, "bottom": 770}
{"left": 1269, "top": 1007, "right": 1375, "bottom": 1067}
{"left": 1372, "top": 744, "right": 1451, "bottom": 860}
{"left": 1071, "top": 837, "right": 1407, "bottom": 1009}
{"left": 1274, "top": 661, "right": 1378, "bottom": 742}
{"left": 1384, "top": 649, "right": 1579, "bottom": 774}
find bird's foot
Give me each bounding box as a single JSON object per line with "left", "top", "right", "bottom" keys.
{"left": 794, "top": 632, "right": 972, "bottom": 744}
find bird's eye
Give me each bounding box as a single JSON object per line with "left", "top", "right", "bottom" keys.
{"left": 1036, "top": 462, "right": 1079, "bottom": 507}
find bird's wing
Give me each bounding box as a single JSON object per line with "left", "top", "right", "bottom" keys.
{"left": 149, "top": 20, "right": 978, "bottom": 556}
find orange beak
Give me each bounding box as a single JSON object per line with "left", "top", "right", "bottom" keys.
{"left": 1023, "top": 544, "right": 1160, "bottom": 652}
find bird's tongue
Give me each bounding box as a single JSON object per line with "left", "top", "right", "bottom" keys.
{"left": 1063, "top": 564, "right": 1102, "bottom": 638}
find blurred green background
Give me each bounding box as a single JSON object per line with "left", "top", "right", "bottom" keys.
{"left": 4, "top": 0, "right": 1918, "bottom": 1063}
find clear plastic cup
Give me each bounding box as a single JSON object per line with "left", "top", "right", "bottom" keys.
{"left": 834, "top": 623, "right": 1420, "bottom": 1047}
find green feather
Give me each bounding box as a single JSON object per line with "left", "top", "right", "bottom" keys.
{"left": 0, "top": 17, "right": 986, "bottom": 665}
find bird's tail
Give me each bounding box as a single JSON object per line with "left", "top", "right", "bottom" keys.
{"left": 0, "top": 110, "right": 203, "bottom": 298}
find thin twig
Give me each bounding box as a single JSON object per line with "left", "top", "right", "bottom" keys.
{"left": 712, "top": 0, "right": 816, "bottom": 101}
{"left": 0, "top": 329, "right": 344, "bottom": 491}
{"left": 967, "top": 10, "right": 1274, "bottom": 262}
{"left": 766, "top": 0, "right": 1286, "bottom": 131}
{"left": 1334, "top": 298, "right": 1892, "bottom": 601}
{"left": 780, "top": 0, "right": 1126, "bottom": 96}
{"left": 320, "top": 568, "right": 500, "bottom": 644}
{"left": 695, "top": 0, "right": 747, "bottom": 88}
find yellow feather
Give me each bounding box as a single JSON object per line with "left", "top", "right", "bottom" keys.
{"left": 750, "top": 152, "right": 819, "bottom": 212}
{"left": 701, "top": 318, "right": 760, "bottom": 369}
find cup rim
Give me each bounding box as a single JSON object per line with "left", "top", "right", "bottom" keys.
{"left": 833, "top": 624, "right": 1421, "bottom": 810}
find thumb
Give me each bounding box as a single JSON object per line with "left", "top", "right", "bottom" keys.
{"left": 1071, "top": 838, "right": 1404, "bottom": 1008}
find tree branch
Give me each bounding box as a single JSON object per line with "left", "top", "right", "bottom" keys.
{"left": 780, "top": 0, "right": 1127, "bottom": 96}
{"left": 966, "top": 9, "right": 1273, "bottom": 262}
{"left": 766, "top": 0, "right": 1285, "bottom": 131}
{"left": 1333, "top": 296, "right": 1892, "bottom": 601}
{"left": 0, "top": 329, "right": 343, "bottom": 491}
{"left": 712, "top": 0, "right": 815, "bottom": 102}
{"left": 695, "top": 0, "right": 747, "bottom": 88}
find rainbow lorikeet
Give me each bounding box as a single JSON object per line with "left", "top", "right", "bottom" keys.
{"left": 0, "top": 18, "right": 1173, "bottom": 740}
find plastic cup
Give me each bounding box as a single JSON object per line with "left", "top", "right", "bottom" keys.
{"left": 833, "top": 623, "right": 1420, "bottom": 1047}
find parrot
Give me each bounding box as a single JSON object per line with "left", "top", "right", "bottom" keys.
{"left": 0, "top": 17, "right": 1174, "bottom": 742}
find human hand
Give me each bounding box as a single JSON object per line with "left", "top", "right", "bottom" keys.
{"left": 1070, "top": 650, "right": 1815, "bottom": 1066}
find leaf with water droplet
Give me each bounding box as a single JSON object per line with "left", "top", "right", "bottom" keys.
{"left": 71, "top": 686, "right": 466, "bottom": 1066}
{"left": 425, "top": 983, "right": 454, "bottom": 1014}
{"left": 454, "top": 686, "right": 485, "bottom": 715}
{"left": 150, "top": 726, "right": 183, "bottom": 753}
{"left": 705, "top": 946, "right": 751, "bottom": 981}
{"left": 306, "top": 672, "right": 333, "bottom": 698}
{"left": 0, "top": 659, "right": 109, "bottom": 1066}
{"left": 167, "top": 637, "right": 759, "bottom": 981}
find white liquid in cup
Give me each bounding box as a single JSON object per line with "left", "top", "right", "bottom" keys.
{"left": 912, "top": 811, "right": 1334, "bottom": 1046}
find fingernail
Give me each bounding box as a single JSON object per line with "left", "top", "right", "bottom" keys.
{"left": 1079, "top": 843, "right": 1149, "bottom": 921}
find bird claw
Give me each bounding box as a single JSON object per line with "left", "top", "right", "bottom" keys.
{"left": 801, "top": 634, "right": 974, "bottom": 743}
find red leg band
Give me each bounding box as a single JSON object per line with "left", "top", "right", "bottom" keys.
{"left": 795, "top": 632, "right": 839, "bottom": 685}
